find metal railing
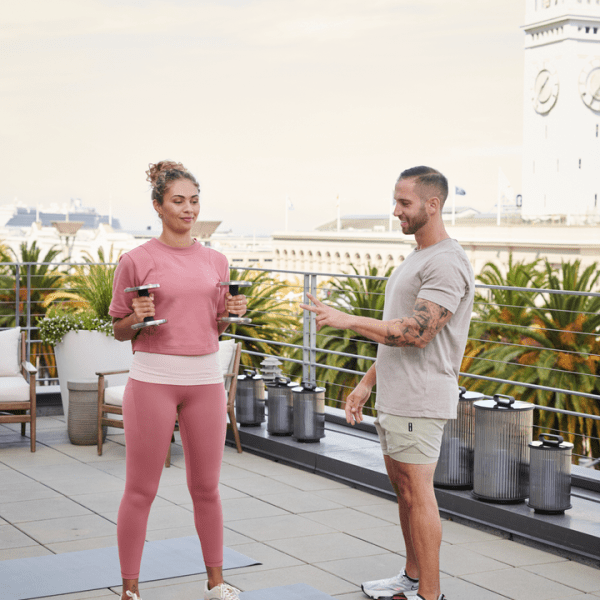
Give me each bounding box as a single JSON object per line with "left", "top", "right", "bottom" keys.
{"left": 1, "top": 260, "right": 599, "bottom": 467}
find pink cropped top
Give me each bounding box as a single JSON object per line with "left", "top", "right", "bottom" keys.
{"left": 109, "top": 238, "right": 229, "bottom": 356}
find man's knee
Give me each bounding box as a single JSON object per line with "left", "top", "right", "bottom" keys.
{"left": 389, "top": 461, "right": 437, "bottom": 504}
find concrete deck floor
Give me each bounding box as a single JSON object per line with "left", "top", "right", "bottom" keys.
{"left": 1, "top": 416, "right": 599, "bottom": 600}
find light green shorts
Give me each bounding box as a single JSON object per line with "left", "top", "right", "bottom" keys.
{"left": 374, "top": 412, "right": 447, "bottom": 465}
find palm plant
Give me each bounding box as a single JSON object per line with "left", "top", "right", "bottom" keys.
{"left": 224, "top": 268, "right": 300, "bottom": 370}
{"left": 464, "top": 257, "right": 600, "bottom": 464}
{"left": 0, "top": 241, "right": 66, "bottom": 380}
{"left": 42, "top": 246, "right": 119, "bottom": 320}
{"left": 462, "top": 255, "right": 543, "bottom": 381}
{"left": 0, "top": 241, "right": 65, "bottom": 327}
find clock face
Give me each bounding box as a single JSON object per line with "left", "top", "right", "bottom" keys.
{"left": 579, "top": 59, "right": 600, "bottom": 111}
{"left": 532, "top": 67, "right": 559, "bottom": 114}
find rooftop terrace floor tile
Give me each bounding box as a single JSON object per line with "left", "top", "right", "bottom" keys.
{"left": 1, "top": 416, "right": 597, "bottom": 600}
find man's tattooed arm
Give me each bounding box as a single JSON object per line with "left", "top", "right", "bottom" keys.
{"left": 384, "top": 299, "right": 452, "bottom": 348}
{"left": 299, "top": 292, "right": 453, "bottom": 348}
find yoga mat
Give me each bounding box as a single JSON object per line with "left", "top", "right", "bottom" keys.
{"left": 240, "top": 583, "right": 335, "bottom": 600}
{"left": 1, "top": 537, "right": 259, "bottom": 600}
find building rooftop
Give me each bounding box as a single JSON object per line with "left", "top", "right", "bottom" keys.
{"left": 4, "top": 207, "right": 121, "bottom": 230}
{"left": 1, "top": 416, "right": 598, "bottom": 600}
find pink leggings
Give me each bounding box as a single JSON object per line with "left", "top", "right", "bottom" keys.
{"left": 117, "top": 379, "right": 226, "bottom": 579}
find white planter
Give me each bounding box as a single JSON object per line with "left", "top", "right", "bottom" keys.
{"left": 54, "top": 330, "right": 133, "bottom": 419}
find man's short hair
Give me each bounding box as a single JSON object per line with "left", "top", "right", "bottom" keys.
{"left": 398, "top": 166, "right": 448, "bottom": 208}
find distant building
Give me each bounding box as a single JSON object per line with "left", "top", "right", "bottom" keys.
{"left": 522, "top": 0, "right": 600, "bottom": 222}
{"left": 0, "top": 199, "right": 121, "bottom": 230}
{"left": 3, "top": 206, "right": 121, "bottom": 230}
{"left": 316, "top": 207, "right": 501, "bottom": 233}
{"left": 272, "top": 223, "right": 600, "bottom": 276}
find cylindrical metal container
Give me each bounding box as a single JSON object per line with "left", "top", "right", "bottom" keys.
{"left": 528, "top": 433, "right": 573, "bottom": 514}
{"left": 292, "top": 382, "right": 326, "bottom": 442}
{"left": 434, "top": 387, "right": 484, "bottom": 489}
{"left": 236, "top": 370, "right": 265, "bottom": 426}
{"left": 267, "top": 377, "right": 295, "bottom": 436}
{"left": 68, "top": 379, "right": 106, "bottom": 445}
{"left": 473, "top": 394, "right": 533, "bottom": 503}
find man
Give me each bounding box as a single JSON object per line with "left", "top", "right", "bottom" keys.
{"left": 300, "top": 166, "right": 474, "bottom": 600}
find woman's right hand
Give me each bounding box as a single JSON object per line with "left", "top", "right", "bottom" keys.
{"left": 131, "top": 293, "right": 155, "bottom": 325}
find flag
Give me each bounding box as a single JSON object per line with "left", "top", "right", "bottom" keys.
{"left": 455, "top": 186, "right": 466, "bottom": 195}
{"left": 287, "top": 196, "right": 294, "bottom": 211}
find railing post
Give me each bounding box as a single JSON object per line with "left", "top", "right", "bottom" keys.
{"left": 15, "top": 263, "right": 20, "bottom": 329}
{"left": 26, "top": 263, "right": 32, "bottom": 361}
{"left": 309, "top": 273, "right": 317, "bottom": 385}
{"left": 302, "top": 273, "right": 310, "bottom": 384}
{"left": 302, "top": 272, "right": 319, "bottom": 386}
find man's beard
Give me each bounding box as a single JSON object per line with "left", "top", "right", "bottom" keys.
{"left": 402, "top": 205, "right": 429, "bottom": 235}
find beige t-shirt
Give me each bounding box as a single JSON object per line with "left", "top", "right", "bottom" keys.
{"left": 375, "top": 238, "right": 474, "bottom": 419}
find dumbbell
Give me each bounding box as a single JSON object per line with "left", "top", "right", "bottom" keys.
{"left": 218, "top": 281, "right": 252, "bottom": 324}
{"left": 124, "top": 284, "right": 168, "bottom": 330}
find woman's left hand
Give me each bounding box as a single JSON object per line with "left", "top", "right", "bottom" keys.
{"left": 226, "top": 293, "right": 248, "bottom": 317}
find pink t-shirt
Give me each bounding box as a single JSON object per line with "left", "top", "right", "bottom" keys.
{"left": 109, "top": 238, "right": 229, "bottom": 356}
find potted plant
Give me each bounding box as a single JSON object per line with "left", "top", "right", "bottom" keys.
{"left": 39, "top": 248, "right": 133, "bottom": 418}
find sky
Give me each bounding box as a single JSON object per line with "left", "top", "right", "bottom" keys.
{"left": 1, "top": 0, "right": 525, "bottom": 235}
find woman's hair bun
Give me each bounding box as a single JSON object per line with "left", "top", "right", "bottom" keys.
{"left": 146, "top": 161, "right": 186, "bottom": 187}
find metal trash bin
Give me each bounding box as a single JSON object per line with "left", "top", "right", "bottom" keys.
{"left": 292, "top": 382, "right": 326, "bottom": 442}
{"left": 267, "top": 377, "right": 295, "bottom": 436}
{"left": 434, "top": 387, "right": 484, "bottom": 489}
{"left": 68, "top": 379, "right": 106, "bottom": 445}
{"left": 236, "top": 369, "right": 265, "bottom": 426}
{"left": 473, "top": 394, "right": 533, "bottom": 503}
{"left": 528, "top": 433, "right": 573, "bottom": 514}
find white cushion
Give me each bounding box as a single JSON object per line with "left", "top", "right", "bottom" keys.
{"left": 218, "top": 339, "right": 236, "bottom": 375}
{"left": 218, "top": 339, "right": 237, "bottom": 392}
{"left": 104, "top": 385, "right": 126, "bottom": 407}
{"left": 0, "top": 377, "right": 29, "bottom": 402}
{"left": 0, "top": 328, "right": 21, "bottom": 377}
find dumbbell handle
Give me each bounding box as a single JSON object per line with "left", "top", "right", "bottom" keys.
{"left": 137, "top": 289, "right": 154, "bottom": 323}
{"left": 125, "top": 284, "right": 164, "bottom": 329}
{"left": 228, "top": 284, "right": 240, "bottom": 318}
{"left": 218, "top": 281, "right": 251, "bottom": 324}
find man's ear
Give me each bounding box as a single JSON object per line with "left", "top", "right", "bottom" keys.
{"left": 428, "top": 197, "right": 440, "bottom": 214}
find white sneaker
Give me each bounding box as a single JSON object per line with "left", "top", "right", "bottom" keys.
{"left": 361, "top": 568, "right": 419, "bottom": 598}
{"left": 124, "top": 592, "right": 142, "bottom": 600}
{"left": 204, "top": 581, "right": 242, "bottom": 600}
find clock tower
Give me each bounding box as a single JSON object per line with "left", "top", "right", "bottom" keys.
{"left": 522, "top": 0, "right": 600, "bottom": 222}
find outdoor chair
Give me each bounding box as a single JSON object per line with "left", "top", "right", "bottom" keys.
{"left": 97, "top": 339, "right": 243, "bottom": 465}
{"left": 0, "top": 328, "right": 37, "bottom": 452}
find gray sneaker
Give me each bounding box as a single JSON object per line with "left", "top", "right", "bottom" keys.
{"left": 361, "top": 568, "right": 419, "bottom": 599}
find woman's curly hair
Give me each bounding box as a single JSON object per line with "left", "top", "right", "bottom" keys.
{"left": 146, "top": 160, "right": 200, "bottom": 205}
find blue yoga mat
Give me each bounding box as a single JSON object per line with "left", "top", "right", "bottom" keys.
{"left": 1, "top": 537, "right": 259, "bottom": 600}
{"left": 240, "top": 583, "right": 335, "bottom": 599}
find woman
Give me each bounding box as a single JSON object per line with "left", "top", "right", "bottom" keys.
{"left": 109, "top": 161, "right": 247, "bottom": 600}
